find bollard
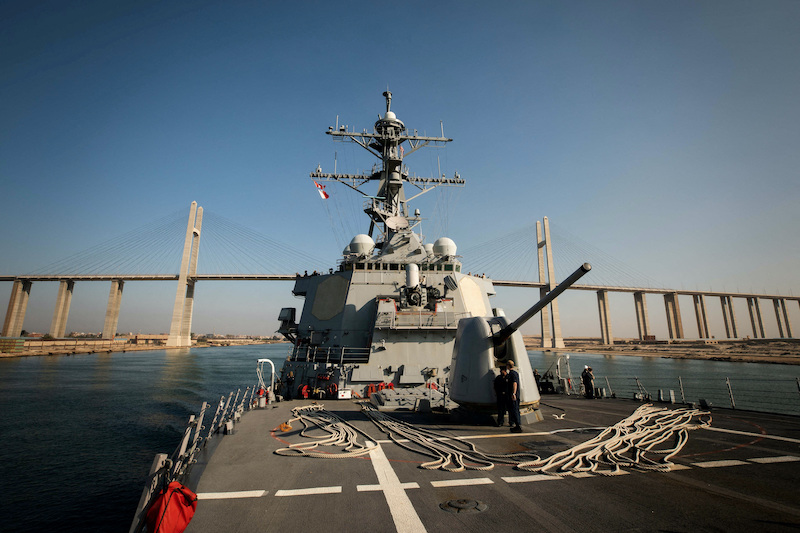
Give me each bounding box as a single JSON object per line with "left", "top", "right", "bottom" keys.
{"left": 669, "top": 390, "right": 676, "bottom": 404}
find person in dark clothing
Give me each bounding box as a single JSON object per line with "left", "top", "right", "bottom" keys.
{"left": 581, "top": 366, "right": 594, "bottom": 399}
{"left": 493, "top": 366, "right": 509, "bottom": 427}
{"left": 506, "top": 360, "right": 522, "bottom": 433}
{"left": 285, "top": 371, "right": 294, "bottom": 400}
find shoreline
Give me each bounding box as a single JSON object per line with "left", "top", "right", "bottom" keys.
{"left": 523, "top": 337, "right": 800, "bottom": 365}
{"left": 4, "top": 337, "right": 800, "bottom": 366}
{"left": 0, "top": 340, "right": 290, "bottom": 359}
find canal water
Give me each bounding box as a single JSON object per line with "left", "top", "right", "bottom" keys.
{"left": 0, "top": 344, "right": 797, "bottom": 531}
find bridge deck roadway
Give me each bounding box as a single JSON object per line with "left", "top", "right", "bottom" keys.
{"left": 1, "top": 274, "right": 796, "bottom": 301}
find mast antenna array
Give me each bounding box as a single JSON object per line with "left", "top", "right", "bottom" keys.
{"left": 310, "top": 93, "right": 464, "bottom": 243}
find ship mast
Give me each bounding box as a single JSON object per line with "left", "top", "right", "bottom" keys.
{"left": 311, "top": 92, "right": 464, "bottom": 246}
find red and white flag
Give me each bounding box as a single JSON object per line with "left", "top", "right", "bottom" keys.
{"left": 313, "top": 180, "right": 329, "bottom": 199}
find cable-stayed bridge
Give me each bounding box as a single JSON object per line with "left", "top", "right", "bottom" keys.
{"left": 2, "top": 202, "right": 797, "bottom": 347}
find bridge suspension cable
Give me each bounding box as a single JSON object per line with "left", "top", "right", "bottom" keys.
{"left": 27, "top": 209, "right": 187, "bottom": 276}
{"left": 18, "top": 207, "right": 331, "bottom": 277}
{"left": 461, "top": 220, "right": 665, "bottom": 289}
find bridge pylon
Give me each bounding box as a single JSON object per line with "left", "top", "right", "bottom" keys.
{"left": 537, "top": 217, "right": 565, "bottom": 348}
{"left": 167, "top": 202, "right": 203, "bottom": 347}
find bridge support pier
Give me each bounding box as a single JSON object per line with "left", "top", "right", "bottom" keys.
{"left": 746, "top": 297, "right": 765, "bottom": 338}
{"left": 773, "top": 298, "right": 793, "bottom": 338}
{"left": 597, "top": 289, "right": 613, "bottom": 345}
{"left": 536, "top": 217, "right": 564, "bottom": 348}
{"left": 633, "top": 291, "right": 651, "bottom": 340}
{"left": 692, "top": 295, "right": 709, "bottom": 338}
{"left": 50, "top": 280, "right": 75, "bottom": 338}
{"left": 167, "top": 202, "right": 203, "bottom": 347}
{"left": 720, "top": 296, "right": 738, "bottom": 339}
{"left": 2, "top": 279, "right": 32, "bottom": 337}
{"left": 102, "top": 280, "right": 124, "bottom": 339}
{"left": 664, "top": 293, "right": 684, "bottom": 340}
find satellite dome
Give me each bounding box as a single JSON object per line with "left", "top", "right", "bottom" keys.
{"left": 349, "top": 234, "right": 375, "bottom": 255}
{"left": 433, "top": 237, "right": 457, "bottom": 256}
{"left": 342, "top": 244, "right": 351, "bottom": 255}
{"left": 423, "top": 243, "right": 434, "bottom": 256}
{"left": 384, "top": 111, "right": 397, "bottom": 121}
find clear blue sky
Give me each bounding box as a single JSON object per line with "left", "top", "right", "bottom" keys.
{"left": 2, "top": 0, "right": 798, "bottom": 339}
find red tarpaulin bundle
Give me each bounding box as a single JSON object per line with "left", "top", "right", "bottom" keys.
{"left": 145, "top": 481, "right": 198, "bottom": 533}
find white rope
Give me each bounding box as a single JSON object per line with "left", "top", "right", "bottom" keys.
{"left": 274, "top": 404, "right": 377, "bottom": 459}
{"left": 361, "top": 403, "right": 539, "bottom": 472}
{"left": 516, "top": 404, "right": 711, "bottom": 476}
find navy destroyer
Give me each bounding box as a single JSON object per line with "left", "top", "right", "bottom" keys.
{"left": 276, "top": 91, "right": 582, "bottom": 419}
{"left": 130, "top": 94, "right": 800, "bottom": 533}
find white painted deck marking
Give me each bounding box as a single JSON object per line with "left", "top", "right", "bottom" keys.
{"left": 691, "top": 460, "right": 748, "bottom": 468}
{"left": 668, "top": 464, "right": 692, "bottom": 471}
{"left": 357, "top": 482, "right": 420, "bottom": 492}
{"left": 376, "top": 426, "right": 607, "bottom": 444}
{"left": 274, "top": 486, "right": 341, "bottom": 497}
{"left": 367, "top": 441, "right": 427, "bottom": 533}
{"left": 571, "top": 472, "right": 595, "bottom": 478}
{"left": 749, "top": 455, "right": 800, "bottom": 464}
{"left": 430, "top": 477, "right": 494, "bottom": 488}
{"left": 197, "top": 490, "right": 266, "bottom": 500}
{"left": 703, "top": 426, "right": 800, "bottom": 444}
{"left": 502, "top": 474, "right": 563, "bottom": 483}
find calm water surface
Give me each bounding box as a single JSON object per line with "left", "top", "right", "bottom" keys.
{"left": 0, "top": 344, "right": 797, "bottom": 531}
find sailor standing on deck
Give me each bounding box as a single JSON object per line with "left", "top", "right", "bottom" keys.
{"left": 581, "top": 366, "right": 595, "bottom": 399}
{"left": 506, "top": 360, "right": 522, "bottom": 433}
{"left": 493, "top": 366, "right": 509, "bottom": 426}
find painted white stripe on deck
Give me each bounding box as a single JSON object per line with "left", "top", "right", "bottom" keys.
{"left": 274, "top": 486, "right": 341, "bottom": 497}
{"left": 430, "top": 477, "right": 494, "bottom": 488}
{"left": 367, "top": 441, "right": 427, "bottom": 533}
{"left": 749, "top": 455, "right": 800, "bottom": 464}
{"left": 691, "top": 460, "right": 748, "bottom": 468}
{"left": 703, "top": 426, "right": 800, "bottom": 444}
{"left": 197, "top": 490, "right": 266, "bottom": 500}
{"left": 502, "top": 474, "right": 563, "bottom": 483}
{"left": 376, "top": 427, "right": 607, "bottom": 445}
{"left": 668, "top": 464, "right": 692, "bottom": 471}
{"left": 357, "top": 482, "right": 420, "bottom": 492}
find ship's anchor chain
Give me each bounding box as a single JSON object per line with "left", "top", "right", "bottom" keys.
{"left": 515, "top": 404, "right": 711, "bottom": 476}
{"left": 274, "top": 404, "right": 378, "bottom": 459}
{"left": 360, "top": 403, "right": 540, "bottom": 472}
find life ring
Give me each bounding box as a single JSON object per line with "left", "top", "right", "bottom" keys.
{"left": 298, "top": 384, "right": 310, "bottom": 399}
{"left": 327, "top": 383, "right": 338, "bottom": 398}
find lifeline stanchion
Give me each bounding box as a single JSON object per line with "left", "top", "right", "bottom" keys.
{"left": 726, "top": 377, "right": 736, "bottom": 409}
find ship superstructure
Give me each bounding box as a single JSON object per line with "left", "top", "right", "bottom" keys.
{"left": 278, "top": 92, "right": 496, "bottom": 395}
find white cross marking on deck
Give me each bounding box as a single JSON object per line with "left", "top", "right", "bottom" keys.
{"left": 430, "top": 477, "right": 494, "bottom": 487}
{"left": 691, "top": 460, "right": 748, "bottom": 468}
{"left": 749, "top": 455, "right": 800, "bottom": 464}
{"left": 274, "top": 486, "right": 342, "bottom": 496}
{"left": 367, "top": 441, "right": 427, "bottom": 533}
{"left": 197, "top": 490, "right": 267, "bottom": 499}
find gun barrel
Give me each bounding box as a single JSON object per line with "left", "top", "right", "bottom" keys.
{"left": 493, "top": 263, "right": 592, "bottom": 346}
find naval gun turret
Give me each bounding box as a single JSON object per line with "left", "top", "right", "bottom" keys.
{"left": 449, "top": 263, "right": 592, "bottom": 422}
